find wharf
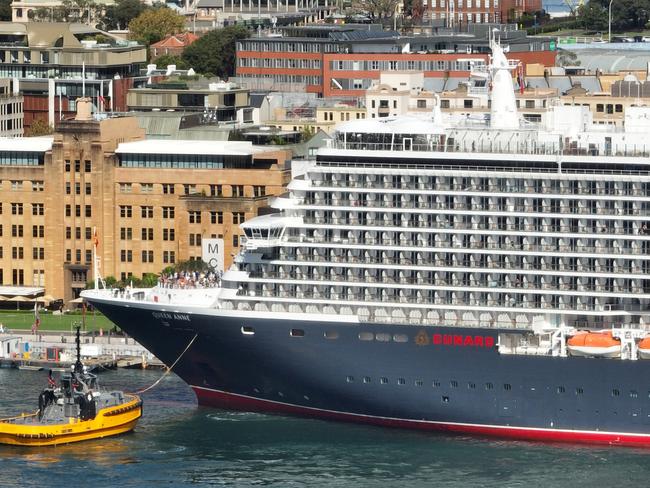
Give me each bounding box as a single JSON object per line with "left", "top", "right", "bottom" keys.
{"left": 0, "top": 330, "right": 165, "bottom": 371}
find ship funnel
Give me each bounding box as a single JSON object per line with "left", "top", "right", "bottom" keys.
{"left": 489, "top": 35, "right": 520, "bottom": 130}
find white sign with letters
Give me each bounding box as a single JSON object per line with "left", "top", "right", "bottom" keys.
{"left": 202, "top": 238, "right": 225, "bottom": 272}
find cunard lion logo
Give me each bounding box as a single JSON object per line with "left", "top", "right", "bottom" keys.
{"left": 415, "top": 330, "right": 429, "bottom": 346}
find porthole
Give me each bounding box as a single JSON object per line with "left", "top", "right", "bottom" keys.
{"left": 612, "top": 389, "right": 620, "bottom": 397}
{"left": 363, "top": 376, "right": 371, "bottom": 384}
{"left": 324, "top": 330, "right": 339, "bottom": 340}
{"left": 433, "top": 380, "right": 441, "bottom": 388}
{"left": 397, "top": 378, "right": 406, "bottom": 385}
{"left": 485, "top": 382, "right": 494, "bottom": 390}
{"left": 557, "top": 386, "right": 565, "bottom": 394}
{"left": 290, "top": 328, "right": 305, "bottom": 337}
{"left": 380, "top": 377, "right": 388, "bottom": 384}
{"left": 358, "top": 332, "right": 374, "bottom": 341}
{"left": 450, "top": 380, "right": 458, "bottom": 388}
{"left": 415, "top": 380, "right": 423, "bottom": 387}
{"left": 346, "top": 375, "right": 354, "bottom": 383}
{"left": 393, "top": 334, "right": 408, "bottom": 343}
{"left": 503, "top": 383, "right": 512, "bottom": 391}
{"left": 375, "top": 333, "right": 390, "bottom": 342}
{"left": 241, "top": 326, "right": 255, "bottom": 335}
{"left": 442, "top": 395, "right": 450, "bottom": 403}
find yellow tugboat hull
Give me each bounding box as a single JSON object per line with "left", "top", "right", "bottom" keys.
{"left": 0, "top": 396, "right": 142, "bottom": 447}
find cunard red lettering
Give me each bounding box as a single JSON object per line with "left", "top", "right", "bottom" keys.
{"left": 443, "top": 335, "right": 453, "bottom": 345}
{"left": 433, "top": 334, "right": 442, "bottom": 345}
{"left": 453, "top": 335, "right": 463, "bottom": 346}
{"left": 464, "top": 336, "right": 474, "bottom": 346}
{"left": 474, "top": 336, "right": 484, "bottom": 347}
{"left": 485, "top": 336, "right": 495, "bottom": 348}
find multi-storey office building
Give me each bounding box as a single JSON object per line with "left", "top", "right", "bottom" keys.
{"left": 0, "top": 22, "right": 147, "bottom": 129}
{"left": 236, "top": 24, "right": 556, "bottom": 97}
{"left": 0, "top": 78, "right": 24, "bottom": 137}
{"left": 0, "top": 101, "right": 290, "bottom": 302}
{"left": 423, "top": 0, "right": 542, "bottom": 25}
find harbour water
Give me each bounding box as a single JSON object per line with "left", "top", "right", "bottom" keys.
{"left": 0, "top": 368, "right": 648, "bottom": 487}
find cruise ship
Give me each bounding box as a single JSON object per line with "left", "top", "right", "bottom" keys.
{"left": 83, "top": 39, "right": 650, "bottom": 446}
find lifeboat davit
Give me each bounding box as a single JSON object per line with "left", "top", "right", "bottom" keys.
{"left": 567, "top": 331, "right": 621, "bottom": 358}
{"left": 638, "top": 336, "right": 650, "bottom": 359}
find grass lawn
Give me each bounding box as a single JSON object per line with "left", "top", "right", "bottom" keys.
{"left": 0, "top": 310, "right": 116, "bottom": 333}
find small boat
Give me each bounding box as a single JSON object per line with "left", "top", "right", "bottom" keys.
{"left": 638, "top": 336, "right": 650, "bottom": 359}
{"left": 0, "top": 328, "right": 142, "bottom": 446}
{"left": 567, "top": 330, "right": 621, "bottom": 358}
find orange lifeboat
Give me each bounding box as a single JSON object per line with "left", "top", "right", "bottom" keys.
{"left": 638, "top": 336, "right": 650, "bottom": 359}
{"left": 567, "top": 331, "right": 621, "bottom": 358}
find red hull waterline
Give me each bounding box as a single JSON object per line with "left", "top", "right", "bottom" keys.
{"left": 193, "top": 386, "right": 650, "bottom": 447}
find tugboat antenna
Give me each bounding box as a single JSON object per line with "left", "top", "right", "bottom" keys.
{"left": 74, "top": 325, "right": 83, "bottom": 375}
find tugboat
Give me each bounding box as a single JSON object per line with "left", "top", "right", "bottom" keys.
{"left": 0, "top": 327, "right": 142, "bottom": 446}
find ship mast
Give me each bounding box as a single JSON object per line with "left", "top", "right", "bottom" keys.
{"left": 489, "top": 30, "right": 520, "bottom": 130}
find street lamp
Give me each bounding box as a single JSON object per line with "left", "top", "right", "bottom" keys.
{"left": 608, "top": 0, "right": 613, "bottom": 42}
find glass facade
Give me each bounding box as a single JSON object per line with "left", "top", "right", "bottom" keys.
{"left": 118, "top": 153, "right": 253, "bottom": 169}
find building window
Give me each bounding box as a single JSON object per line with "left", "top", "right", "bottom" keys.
{"left": 189, "top": 211, "right": 201, "bottom": 224}
{"left": 141, "top": 206, "right": 154, "bottom": 218}
{"left": 32, "top": 203, "right": 44, "bottom": 216}
{"left": 232, "top": 185, "right": 244, "bottom": 197}
{"left": 210, "top": 211, "right": 223, "bottom": 224}
{"left": 232, "top": 212, "right": 245, "bottom": 224}
{"left": 163, "top": 251, "right": 176, "bottom": 264}
{"left": 120, "top": 227, "right": 132, "bottom": 240}
{"left": 10, "top": 180, "right": 21, "bottom": 191}
{"left": 162, "top": 183, "right": 175, "bottom": 194}
{"left": 65, "top": 227, "right": 71, "bottom": 239}
{"left": 32, "top": 180, "right": 44, "bottom": 192}
{"left": 65, "top": 182, "right": 71, "bottom": 195}
{"left": 32, "top": 247, "right": 44, "bottom": 260}
{"left": 11, "top": 203, "right": 23, "bottom": 215}
{"left": 141, "top": 250, "right": 154, "bottom": 263}
{"left": 85, "top": 227, "right": 92, "bottom": 240}
{"left": 183, "top": 184, "right": 196, "bottom": 195}
{"left": 141, "top": 183, "right": 153, "bottom": 193}
{"left": 210, "top": 184, "right": 223, "bottom": 196}
{"left": 74, "top": 160, "right": 80, "bottom": 172}
{"left": 84, "top": 160, "right": 91, "bottom": 172}
{"left": 85, "top": 205, "right": 91, "bottom": 218}
{"left": 33, "top": 225, "right": 44, "bottom": 238}
{"left": 162, "top": 206, "right": 175, "bottom": 219}
{"left": 189, "top": 233, "right": 202, "bottom": 246}
{"left": 65, "top": 205, "right": 71, "bottom": 217}
{"left": 75, "top": 227, "right": 81, "bottom": 239}
{"left": 85, "top": 183, "right": 91, "bottom": 195}
{"left": 141, "top": 228, "right": 154, "bottom": 240}
{"left": 12, "top": 269, "right": 24, "bottom": 285}
{"left": 65, "top": 160, "right": 71, "bottom": 172}
{"left": 75, "top": 182, "right": 80, "bottom": 195}
{"left": 66, "top": 249, "right": 71, "bottom": 262}
{"left": 11, "top": 247, "right": 23, "bottom": 259}
{"left": 75, "top": 205, "right": 81, "bottom": 217}
{"left": 120, "top": 205, "right": 132, "bottom": 218}
{"left": 163, "top": 228, "right": 175, "bottom": 241}
{"left": 120, "top": 250, "right": 133, "bottom": 262}
{"left": 11, "top": 225, "right": 23, "bottom": 237}
{"left": 253, "top": 186, "right": 266, "bottom": 197}
{"left": 233, "top": 235, "right": 239, "bottom": 247}
{"left": 119, "top": 183, "right": 132, "bottom": 193}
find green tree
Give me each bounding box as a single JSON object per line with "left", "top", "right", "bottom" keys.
{"left": 26, "top": 119, "right": 53, "bottom": 137}
{"left": 181, "top": 25, "right": 249, "bottom": 78}
{"left": 351, "top": 0, "right": 400, "bottom": 21}
{"left": 152, "top": 53, "right": 188, "bottom": 69}
{"left": 0, "top": 0, "right": 12, "bottom": 20}
{"left": 128, "top": 7, "right": 186, "bottom": 46}
{"left": 99, "top": 0, "right": 148, "bottom": 30}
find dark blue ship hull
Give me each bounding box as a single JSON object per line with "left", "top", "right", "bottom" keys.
{"left": 91, "top": 298, "right": 650, "bottom": 446}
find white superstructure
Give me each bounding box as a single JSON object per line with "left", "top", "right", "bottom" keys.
{"left": 217, "top": 39, "right": 650, "bottom": 333}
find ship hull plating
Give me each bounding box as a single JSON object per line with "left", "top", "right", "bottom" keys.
{"left": 92, "top": 298, "right": 650, "bottom": 446}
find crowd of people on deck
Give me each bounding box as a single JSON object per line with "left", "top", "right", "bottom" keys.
{"left": 157, "top": 270, "right": 222, "bottom": 289}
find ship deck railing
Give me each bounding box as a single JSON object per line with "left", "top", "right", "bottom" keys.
{"left": 329, "top": 140, "right": 650, "bottom": 160}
